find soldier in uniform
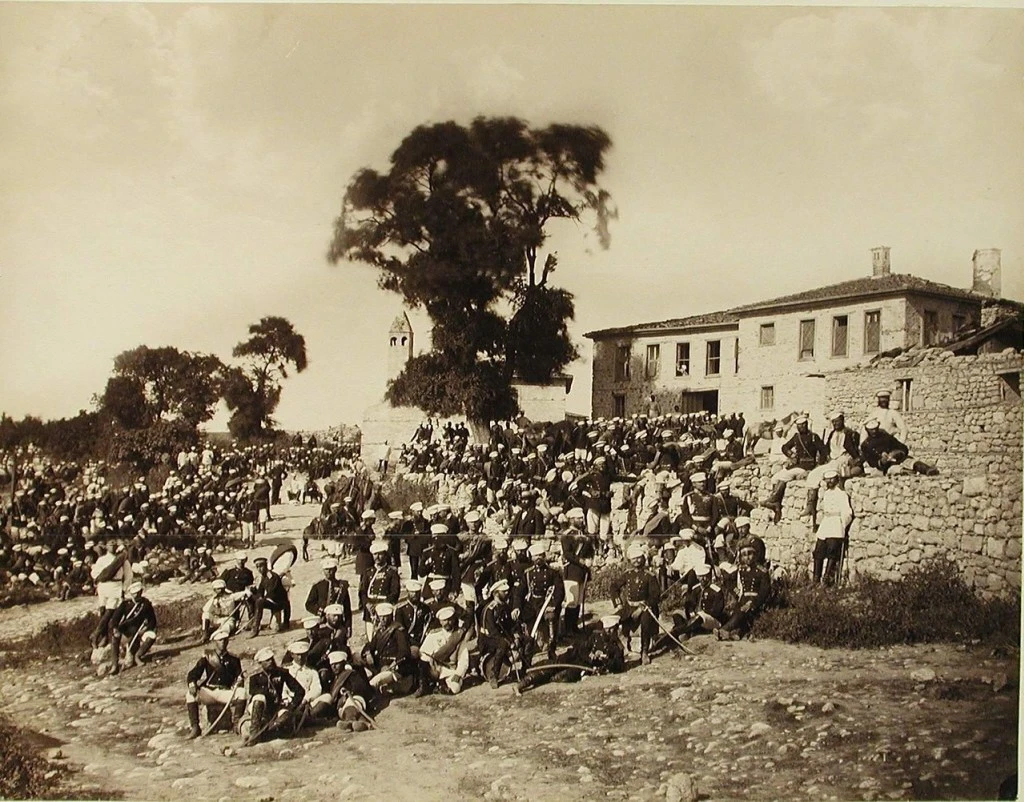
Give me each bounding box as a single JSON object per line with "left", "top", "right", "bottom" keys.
{"left": 361, "top": 602, "right": 416, "bottom": 695}
{"left": 651, "top": 563, "right": 725, "bottom": 655}
{"left": 416, "top": 606, "right": 471, "bottom": 696}
{"left": 304, "top": 557, "right": 351, "bottom": 622}
{"left": 477, "top": 580, "right": 520, "bottom": 689}
{"left": 559, "top": 509, "right": 594, "bottom": 636}
{"left": 457, "top": 511, "right": 491, "bottom": 622}
{"left": 717, "top": 539, "right": 771, "bottom": 640}
{"left": 419, "top": 524, "right": 460, "bottom": 596}
{"left": 385, "top": 511, "right": 404, "bottom": 568}
{"left": 761, "top": 416, "right": 827, "bottom": 521}
{"left": 362, "top": 541, "right": 402, "bottom": 640}
{"left": 860, "top": 419, "right": 939, "bottom": 476}
{"left": 285, "top": 641, "right": 321, "bottom": 732}
{"left": 710, "top": 479, "right": 753, "bottom": 563}
{"left": 108, "top": 582, "right": 157, "bottom": 675}
{"left": 615, "top": 543, "right": 661, "bottom": 664}
{"left": 678, "top": 472, "right": 716, "bottom": 562}
{"left": 812, "top": 470, "right": 853, "bottom": 585}
{"left": 307, "top": 603, "right": 351, "bottom": 670}
{"left": 239, "top": 647, "right": 306, "bottom": 744}
{"left": 516, "top": 615, "right": 626, "bottom": 693}
{"left": 185, "top": 629, "right": 246, "bottom": 738}
{"left": 249, "top": 556, "right": 290, "bottom": 637}
{"left": 523, "top": 542, "right": 564, "bottom": 659}
{"left": 392, "top": 579, "right": 428, "bottom": 648}
{"left": 403, "top": 502, "right": 428, "bottom": 579}
{"left": 201, "top": 579, "right": 248, "bottom": 642}
{"left": 319, "top": 650, "right": 376, "bottom": 732}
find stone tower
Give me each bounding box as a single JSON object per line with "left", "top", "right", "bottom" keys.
{"left": 387, "top": 312, "right": 414, "bottom": 381}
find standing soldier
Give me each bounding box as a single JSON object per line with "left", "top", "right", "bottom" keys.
{"left": 108, "top": 582, "right": 157, "bottom": 675}
{"left": 615, "top": 543, "right": 661, "bottom": 664}
{"left": 363, "top": 541, "right": 401, "bottom": 640}
{"left": 304, "top": 557, "right": 351, "bottom": 622}
{"left": 679, "top": 472, "right": 715, "bottom": 561}
{"left": 523, "top": 543, "right": 564, "bottom": 659}
{"left": 403, "top": 502, "right": 428, "bottom": 579}
{"left": 420, "top": 524, "right": 460, "bottom": 596}
{"left": 395, "top": 580, "right": 432, "bottom": 654}
{"left": 385, "top": 511, "right": 404, "bottom": 568}
{"left": 577, "top": 457, "right": 614, "bottom": 554}
{"left": 559, "top": 509, "right": 594, "bottom": 636}
{"left": 812, "top": 471, "right": 853, "bottom": 585}
{"left": 185, "top": 630, "right": 245, "bottom": 738}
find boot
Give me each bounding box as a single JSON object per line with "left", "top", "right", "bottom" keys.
{"left": 912, "top": 460, "right": 940, "bottom": 476}
{"left": 186, "top": 702, "right": 201, "bottom": 739}
{"left": 309, "top": 701, "right": 332, "bottom": 720}
{"left": 229, "top": 700, "right": 247, "bottom": 734}
{"left": 804, "top": 488, "right": 819, "bottom": 518}
{"left": 564, "top": 607, "right": 579, "bottom": 636}
{"left": 135, "top": 637, "right": 153, "bottom": 664}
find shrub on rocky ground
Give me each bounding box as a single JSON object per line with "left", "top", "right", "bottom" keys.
{"left": 753, "top": 559, "right": 1020, "bottom": 649}
{"left": 0, "top": 716, "right": 64, "bottom": 799}
{"left": 381, "top": 474, "right": 439, "bottom": 513}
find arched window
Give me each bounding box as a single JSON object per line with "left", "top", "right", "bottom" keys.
{"left": 390, "top": 337, "right": 397, "bottom": 346}
{"left": 401, "top": 337, "right": 408, "bottom": 346}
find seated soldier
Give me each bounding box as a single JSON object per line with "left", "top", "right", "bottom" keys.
{"left": 516, "top": 615, "right": 626, "bottom": 694}
{"left": 416, "top": 606, "right": 471, "bottom": 697}
{"left": 108, "top": 582, "right": 157, "bottom": 676}
{"left": 239, "top": 647, "right": 306, "bottom": 745}
{"left": 717, "top": 539, "right": 771, "bottom": 641}
{"left": 861, "top": 419, "right": 939, "bottom": 477}
{"left": 651, "top": 563, "right": 725, "bottom": 656}
{"left": 360, "top": 603, "right": 417, "bottom": 695}
{"left": 285, "top": 641, "right": 321, "bottom": 730}
{"left": 314, "top": 650, "right": 376, "bottom": 732}
{"left": 201, "top": 579, "right": 248, "bottom": 642}
{"left": 185, "top": 630, "right": 246, "bottom": 738}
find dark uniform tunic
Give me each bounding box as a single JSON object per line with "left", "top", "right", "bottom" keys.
{"left": 305, "top": 577, "right": 352, "bottom": 622}
{"left": 362, "top": 565, "right": 401, "bottom": 621}
{"left": 186, "top": 650, "right": 244, "bottom": 690}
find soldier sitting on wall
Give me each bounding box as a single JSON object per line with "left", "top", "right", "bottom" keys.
{"left": 860, "top": 420, "right": 939, "bottom": 477}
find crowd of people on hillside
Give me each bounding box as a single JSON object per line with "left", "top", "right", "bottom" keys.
{"left": 0, "top": 441, "right": 356, "bottom": 607}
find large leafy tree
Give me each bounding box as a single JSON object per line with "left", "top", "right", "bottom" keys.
{"left": 328, "top": 116, "right": 614, "bottom": 421}
{"left": 225, "top": 317, "right": 307, "bottom": 439}
{"left": 98, "top": 345, "right": 225, "bottom": 429}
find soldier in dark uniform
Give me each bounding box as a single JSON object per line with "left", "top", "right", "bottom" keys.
{"left": 362, "top": 541, "right": 401, "bottom": 640}
{"left": 559, "top": 512, "right": 594, "bottom": 635}
{"left": 718, "top": 539, "right": 771, "bottom": 641}
{"left": 403, "top": 502, "right": 428, "bottom": 579}
{"left": 108, "top": 582, "right": 157, "bottom": 675}
{"left": 240, "top": 647, "right": 306, "bottom": 744}
{"left": 219, "top": 553, "right": 254, "bottom": 594}
{"left": 395, "top": 580, "right": 432, "bottom": 654}
{"left": 761, "top": 416, "right": 827, "bottom": 520}
{"left": 304, "top": 557, "right": 352, "bottom": 623}
{"left": 516, "top": 615, "right": 626, "bottom": 693}
{"left": 860, "top": 419, "right": 939, "bottom": 476}
{"left": 478, "top": 580, "right": 520, "bottom": 689}
{"left": 509, "top": 491, "right": 545, "bottom": 539}
{"left": 384, "top": 511, "right": 404, "bottom": 568}
{"left": 419, "top": 525, "right": 460, "bottom": 596}
{"left": 615, "top": 544, "right": 661, "bottom": 664}
{"left": 307, "top": 603, "right": 351, "bottom": 673}
{"left": 250, "top": 556, "right": 290, "bottom": 638}
{"left": 651, "top": 563, "right": 725, "bottom": 655}
{"left": 523, "top": 542, "right": 564, "bottom": 659}
{"left": 361, "top": 603, "right": 416, "bottom": 695}
{"left": 710, "top": 479, "right": 753, "bottom": 563}
{"left": 679, "top": 472, "right": 716, "bottom": 561}
{"left": 318, "top": 650, "right": 376, "bottom": 732}
{"left": 185, "top": 630, "right": 245, "bottom": 738}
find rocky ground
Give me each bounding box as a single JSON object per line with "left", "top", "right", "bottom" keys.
{"left": 0, "top": 504, "right": 1018, "bottom": 801}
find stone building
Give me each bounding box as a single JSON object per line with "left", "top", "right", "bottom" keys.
{"left": 586, "top": 247, "right": 1018, "bottom": 432}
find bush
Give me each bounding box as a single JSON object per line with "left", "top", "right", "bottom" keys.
{"left": 0, "top": 716, "right": 65, "bottom": 799}
{"left": 381, "top": 474, "right": 439, "bottom": 513}
{"left": 0, "top": 585, "right": 52, "bottom": 609}
{"left": 752, "top": 558, "right": 1020, "bottom": 649}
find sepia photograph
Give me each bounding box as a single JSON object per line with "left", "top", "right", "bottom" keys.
{"left": 0, "top": 3, "right": 1021, "bottom": 800}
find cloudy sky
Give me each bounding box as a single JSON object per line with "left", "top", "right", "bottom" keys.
{"left": 2, "top": 4, "right": 1022, "bottom": 431}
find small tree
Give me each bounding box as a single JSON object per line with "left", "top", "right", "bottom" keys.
{"left": 225, "top": 317, "right": 307, "bottom": 439}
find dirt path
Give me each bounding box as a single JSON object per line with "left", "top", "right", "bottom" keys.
{"left": 0, "top": 504, "right": 1018, "bottom": 801}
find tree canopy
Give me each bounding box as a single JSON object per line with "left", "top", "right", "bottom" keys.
{"left": 329, "top": 116, "right": 614, "bottom": 421}
{"left": 225, "top": 316, "right": 307, "bottom": 439}
{"left": 98, "top": 345, "right": 225, "bottom": 429}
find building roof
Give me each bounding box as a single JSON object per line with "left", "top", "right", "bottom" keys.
{"left": 389, "top": 312, "right": 413, "bottom": 334}
{"left": 729, "top": 273, "right": 987, "bottom": 315}
{"left": 585, "top": 310, "right": 738, "bottom": 339}
{"left": 585, "top": 272, "right": 998, "bottom": 339}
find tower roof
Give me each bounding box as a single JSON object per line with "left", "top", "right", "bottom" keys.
{"left": 389, "top": 312, "right": 413, "bottom": 334}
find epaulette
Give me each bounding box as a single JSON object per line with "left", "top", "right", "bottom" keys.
{"left": 710, "top": 583, "right": 721, "bottom": 591}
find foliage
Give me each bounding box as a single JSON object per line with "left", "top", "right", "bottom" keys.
{"left": 0, "top": 412, "right": 108, "bottom": 463}
{"left": 385, "top": 353, "right": 518, "bottom": 420}
{"left": 380, "top": 473, "right": 439, "bottom": 514}
{"left": 0, "top": 716, "right": 66, "bottom": 799}
{"left": 752, "top": 559, "right": 1020, "bottom": 649}
{"left": 100, "top": 345, "right": 225, "bottom": 428}
{"left": 588, "top": 560, "right": 629, "bottom": 603}
{"left": 226, "top": 317, "right": 307, "bottom": 439}
{"left": 329, "top": 116, "right": 613, "bottom": 421}
{"left": 106, "top": 420, "right": 198, "bottom": 472}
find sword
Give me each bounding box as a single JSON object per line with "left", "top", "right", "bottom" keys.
{"left": 530, "top": 587, "right": 556, "bottom": 641}
{"left": 200, "top": 676, "right": 243, "bottom": 737}
{"left": 637, "top": 602, "right": 697, "bottom": 655}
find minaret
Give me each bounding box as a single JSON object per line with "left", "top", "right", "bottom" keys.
{"left": 387, "top": 312, "right": 414, "bottom": 381}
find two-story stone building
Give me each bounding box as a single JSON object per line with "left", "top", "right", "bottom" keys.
{"left": 586, "top": 247, "right": 1016, "bottom": 430}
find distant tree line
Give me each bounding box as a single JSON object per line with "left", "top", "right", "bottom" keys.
{"left": 1, "top": 316, "right": 306, "bottom": 469}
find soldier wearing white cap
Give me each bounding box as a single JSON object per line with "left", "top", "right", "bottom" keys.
{"left": 812, "top": 471, "right": 853, "bottom": 585}
{"left": 516, "top": 614, "right": 626, "bottom": 694}
{"left": 416, "top": 606, "right": 471, "bottom": 696}
{"left": 185, "top": 629, "right": 246, "bottom": 739}
{"left": 457, "top": 512, "right": 491, "bottom": 618}
{"left": 761, "top": 416, "right": 828, "bottom": 522}
{"left": 478, "top": 580, "right": 518, "bottom": 689}
{"left": 679, "top": 472, "right": 716, "bottom": 555}
{"left": 362, "top": 541, "right": 401, "bottom": 640}
{"left": 285, "top": 641, "right": 322, "bottom": 730}
{"left": 240, "top": 647, "right": 306, "bottom": 745}
{"left": 320, "top": 650, "right": 376, "bottom": 731}
{"left": 717, "top": 538, "right": 771, "bottom": 641}
{"left": 305, "top": 557, "right": 351, "bottom": 624}
{"left": 615, "top": 543, "right": 661, "bottom": 664}
{"left": 202, "top": 579, "right": 249, "bottom": 642}
{"left": 404, "top": 502, "right": 429, "bottom": 579}
{"left": 801, "top": 411, "right": 863, "bottom": 521}
{"left": 395, "top": 580, "right": 432, "bottom": 651}
{"left": 89, "top": 541, "right": 129, "bottom": 649}
{"left": 523, "top": 542, "right": 564, "bottom": 659}
{"left": 219, "top": 553, "right": 254, "bottom": 595}
{"left": 860, "top": 420, "right": 939, "bottom": 478}
{"left": 361, "top": 603, "right": 416, "bottom": 695}
{"left": 308, "top": 603, "right": 352, "bottom": 670}
{"left": 249, "top": 556, "right": 290, "bottom": 638}
{"left": 865, "top": 389, "right": 908, "bottom": 444}
{"left": 652, "top": 563, "right": 726, "bottom": 656}
{"left": 108, "top": 582, "right": 157, "bottom": 675}
{"left": 559, "top": 511, "right": 595, "bottom": 635}
{"left": 419, "top": 525, "right": 460, "bottom": 596}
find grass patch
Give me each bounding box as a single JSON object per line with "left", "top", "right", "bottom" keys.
{"left": 752, "top": 559, "right": 1021, "bottom": 649}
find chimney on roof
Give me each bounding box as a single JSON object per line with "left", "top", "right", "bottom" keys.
{"left": 871, "top": 246, "right": 891, "bottom": 277}
{"left": 972, "top": 248, "right": 1001, "bottom": 298}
